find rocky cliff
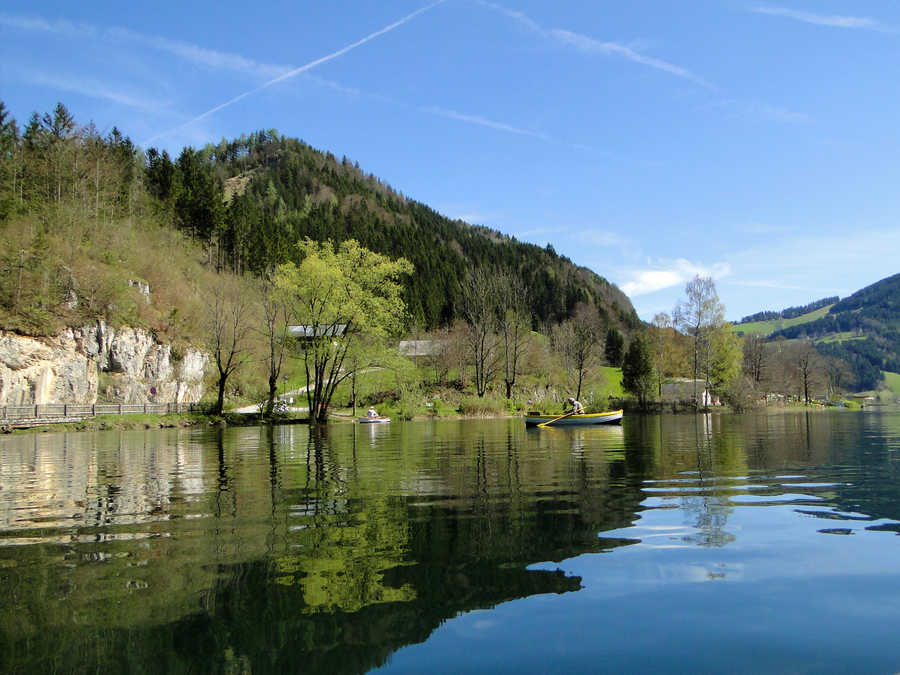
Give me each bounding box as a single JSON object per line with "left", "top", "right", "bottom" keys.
{"left": 0, "top": 322, "right": 207, "bottom": 406}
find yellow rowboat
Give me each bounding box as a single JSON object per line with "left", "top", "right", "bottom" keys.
{"left": 524, "top": 409, "right": 623, "bottom": 427}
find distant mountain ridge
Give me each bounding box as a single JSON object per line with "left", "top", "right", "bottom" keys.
{"left": 171, "top": 131, "right": 639, "bottom": 331}
{"left": 743, "top": 273, "right": 900, "bottom": 389}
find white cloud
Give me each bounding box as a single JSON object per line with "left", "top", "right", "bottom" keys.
{"left": 755, "top": 103, "right": 810, "bottom": 124}
{"left": 477, "top": 1, "right": 710, "bottom": 86}
{"left": 301, "top": 73, "right": 364, "bottom": 98}
{"left": 0, "top": 13, "right": 97, "bottom": 38}
{"left": 703, "top": 98, "right": 810, "bottom": 125}
{"left": 751, "top": 6, "right": 886, "bottom": 30}
{"left": 10, "top": 67, "right": 171, "bottom": 113}
{"left": 105, "top": 28, "right": 291, "bottom": 79}
{"left": 741, "top": 222, "right": 792, "bottom": 235}
{"left": 0, "top": 12, "right": 290, "bottom": 80}
{"left": 579, "top": 230, "right": 630, "bottom": 247}
{"left": 726, "top": 226, "right": 900, "bottom": 289}
{"left": 549, "top": 29, "right": 712, "bottom": 87}
{"left": 143, "top": 0, "right": 449, "bottom": 145}
{"left": 422, "top": 106, "right": 549, "bottom": 140}
{"left": 726, "top": 279, "right": 813, "bottom": 291}
{"left": 620, "top": 259, "right": 731, "bottom": 296}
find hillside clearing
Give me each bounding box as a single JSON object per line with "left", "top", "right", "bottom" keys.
{"left": 733, "top": 305, "right": 833, "bottom": 337}
{"left": 883, "top": 371, "right": 900, "bottom": 398}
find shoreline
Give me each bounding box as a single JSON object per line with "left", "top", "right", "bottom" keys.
{"left": 2, "top": 401, "right": 880, "bottom": 436}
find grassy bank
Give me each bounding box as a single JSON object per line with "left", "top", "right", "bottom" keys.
{"left": 3, "top": 411, "right": 312, "bottom": 434}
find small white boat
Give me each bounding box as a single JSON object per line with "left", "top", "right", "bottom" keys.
{"left": 358, "top": 416, "right": 391, "bottom": 424}
{"left": 524, "top": 409, "right": 623, "bottom": 427}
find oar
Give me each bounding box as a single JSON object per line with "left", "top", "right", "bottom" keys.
{"left": 537, "top": 409, "right": 577, "bottom": 428}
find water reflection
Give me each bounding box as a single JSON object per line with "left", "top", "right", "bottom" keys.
{"left": 1, "top": 411, "right": 900, "bottom": 673}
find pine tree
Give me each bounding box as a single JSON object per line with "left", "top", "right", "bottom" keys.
{"left": 622, "top": 334, "right": 654, "bottom": 410}
{"left": 605, "top": 327, "right": 625, "bottom": 367}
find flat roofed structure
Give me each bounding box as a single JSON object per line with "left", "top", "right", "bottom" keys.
{"left": 288, "top": 325, "right": 347, "bottom": 339}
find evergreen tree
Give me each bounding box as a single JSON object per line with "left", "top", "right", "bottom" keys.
{"left": 605, "top": 327, "right": 624, "bottom": 367}
{"left": 622, "top": 334, "right": 654, "bottom": 410}
{"left": 0, "top": 102, "right": 19, "bottom": 222}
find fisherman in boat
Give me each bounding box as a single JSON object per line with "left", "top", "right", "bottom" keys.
{"left": 367, "top": 407, "right": 379, "bottom": 419}
{"left": 565, "top": 397, "right": 585, "bottom": 414}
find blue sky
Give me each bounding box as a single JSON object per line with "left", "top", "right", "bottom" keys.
{"left": 3, "top": 1, "right": 900, "bottom": 321}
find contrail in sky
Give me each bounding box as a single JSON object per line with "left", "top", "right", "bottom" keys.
{"left": 142, "top": 0, "right": 447, "bottom": 145}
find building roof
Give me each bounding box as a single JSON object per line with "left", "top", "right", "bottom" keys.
{"left": 288, "top": 324, "right": 347, "bottom": 338}
{"left": 398, "top": 339, "right": 444, "bottom": 357}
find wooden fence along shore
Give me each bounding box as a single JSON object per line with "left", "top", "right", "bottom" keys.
{"left": 0, "top": 402, "right": 214, "bottom": 429}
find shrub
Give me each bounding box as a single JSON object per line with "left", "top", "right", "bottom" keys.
{"left": 458, "top": 396, "right": 506, "bottom": 416}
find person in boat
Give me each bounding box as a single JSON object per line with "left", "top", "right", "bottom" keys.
{"left": 366, "top": 407, "right": 379, "bottom": 419}
{"left": 565, "top": 397, "right": 585, "bottom": 414}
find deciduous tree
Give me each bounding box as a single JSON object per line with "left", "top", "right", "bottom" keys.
{"left": 675, "top": 275, "right": 725, "bottom": 408}
{"left": 742, "top": 333, "right": 766, "bottom": 385}
{"left": 496, "top": 271, "right": 531, "bottom": 399}
{"left": 260, "top": 274, "right": 294, "bottom": 416}
{"left": 208, "top": 278, "right": 253, "bottom": 415}
{"left": 552, "top": 303, "right": 603, "bottom": 401}
{"left": 275, "top": 238, "right": 412, "bottom": 422}
{"left": 461, "top": 268, "right": 500, "bottom": 397}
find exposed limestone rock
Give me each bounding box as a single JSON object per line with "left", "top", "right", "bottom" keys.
{"left": 0, "top": 323, "right": 208, "bottom": 406}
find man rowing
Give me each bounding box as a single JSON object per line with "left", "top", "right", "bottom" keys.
{"left": 565, "top": 397, "right": 585, "bottom": 414}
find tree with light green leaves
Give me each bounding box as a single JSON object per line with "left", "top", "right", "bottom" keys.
{"left": 708, "top": 322, "right": 742, "bottom": 393}
{"left": 275, "top": 238, "right": 412, "bottom": 423}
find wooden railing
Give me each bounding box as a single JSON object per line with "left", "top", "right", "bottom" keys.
{"left": 0, "top": 402, "right": 213, "bottom": 422}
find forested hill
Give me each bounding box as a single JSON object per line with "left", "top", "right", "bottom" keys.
{"left": 146, "top": 130, "right": 638, "bottom": 331}
{"left": 768, "top": 273, "right": 900, "bottom": 388}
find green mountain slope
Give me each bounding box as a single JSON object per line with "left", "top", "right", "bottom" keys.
{"left": 3, "top": 104, "right": 637, "bottom": 346}
{"left": 733, "top": 304, "right": 833, "bottom": 337}
{"left": 766, "top": 273, "right": 900, "bottom": 389}
{"left": 154, "top": 132, "right": 639, "bottom": 331}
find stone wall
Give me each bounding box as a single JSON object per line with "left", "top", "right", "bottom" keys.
{"left": 0, "top": 322, "right": 208, "bottom": 405}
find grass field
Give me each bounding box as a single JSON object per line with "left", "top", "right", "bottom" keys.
{"left": 883, "top": 371, "right": 900, "bottom": 397}
{"left": 733, "top": 305, "right": 832, "bottom": 337}
{"left": 817, "top": 332, "right": 866, "bottom": 344}
{"left": 597, "top": 366, "right": 624, "bottom": 398}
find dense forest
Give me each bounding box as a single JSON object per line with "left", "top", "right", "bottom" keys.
{"left": 0, "top": 101, "right": 637, "bottom": 338}
{"left": 145, "top": 130, "right": 638, "bottom": 331}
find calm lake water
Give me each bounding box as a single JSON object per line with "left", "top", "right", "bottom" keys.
{"left": 2, "top": 410, "right": 900, "bottom": 673}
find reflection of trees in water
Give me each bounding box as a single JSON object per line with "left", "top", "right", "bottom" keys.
{"left": 624, "top": 413, "right": 741, "bottom": 548}
{"left": 0, "top": 428, "right": 209, "bottom": 534}
{"left": 628, "top": 411, "right": 900, "bottom": 546}
{"left": 681, "top": 414, "right": 737, "bottom": 548}
{"left": 200, "top": 422, "right": 598, "bottom": 674}
{"left": 0, "top": 417, "right": 706, "bottom": 673}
